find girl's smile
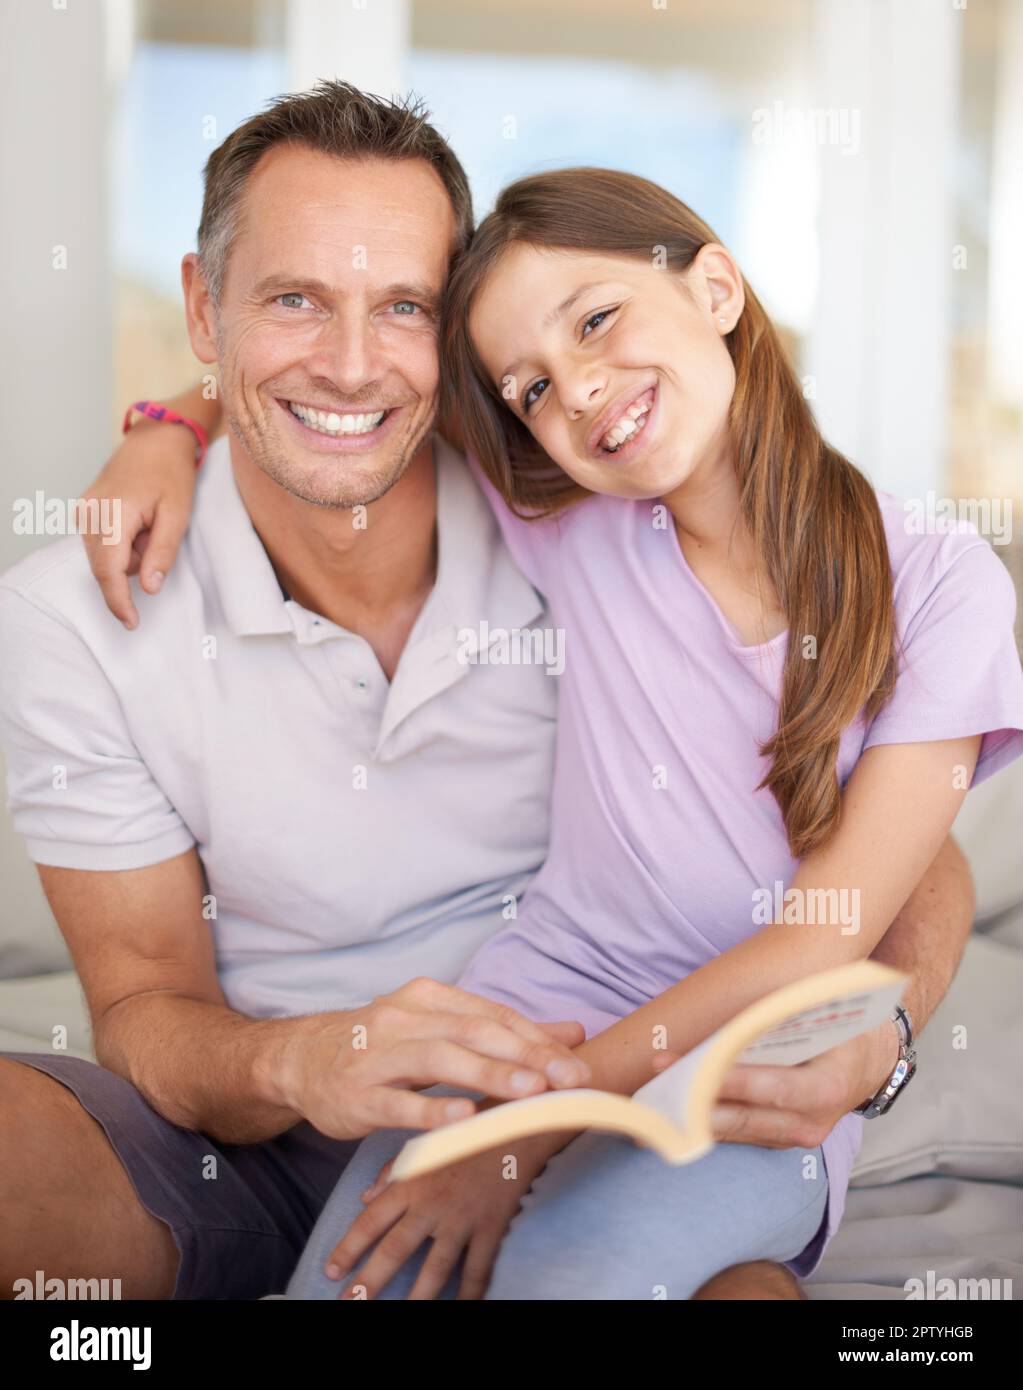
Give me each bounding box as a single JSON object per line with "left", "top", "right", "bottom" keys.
{"left": 586, "top": 380, "right": 659, "bottom": 461}
{"left": 467, "top": 244, "right": 741, "bottom": 503}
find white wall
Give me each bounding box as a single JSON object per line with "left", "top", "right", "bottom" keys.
{"left": 286, "top": 0, "right": 409, "bottom": 96}
{"left": 807, "top": 0, "right": 960, "bottom": 499}
{"left": 0, "top": 0, "right": 115, "bottom": 972}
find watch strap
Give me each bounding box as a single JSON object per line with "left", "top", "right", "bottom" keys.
{"left": 855, "top": 1006, "right": 916, "bottom": 1118}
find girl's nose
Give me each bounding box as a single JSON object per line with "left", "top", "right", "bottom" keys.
{"left": 562, "top": 375, "right": 606, "bottom": 420}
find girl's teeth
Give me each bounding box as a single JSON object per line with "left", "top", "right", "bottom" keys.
{"left": 289, "top": 404, "right": 386, "bottom": 436}
{"left": 602, "top": 404, "right": 650, "bottom": 452}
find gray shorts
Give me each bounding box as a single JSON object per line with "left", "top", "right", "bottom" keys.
{"left": 4, "top": 1051, "right": 360, "bottom": 1300}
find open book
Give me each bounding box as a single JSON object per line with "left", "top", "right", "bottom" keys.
{"left": 391, "top": 960, "right": 906, "bottom": 1182}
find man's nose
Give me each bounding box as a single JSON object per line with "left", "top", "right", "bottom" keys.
{"left": 303, "top": 312, "right": 381, "bottom": 397}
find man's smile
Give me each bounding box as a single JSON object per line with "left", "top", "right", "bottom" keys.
{"left": 273, "top": 395, "right": 406, "bottom": 453}
{"left": 287, "top": 400, "right": 389, "bottom": 437}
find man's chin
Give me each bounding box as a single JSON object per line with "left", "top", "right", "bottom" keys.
{"left": 230, "top": 401, "right": 434, "bottom": 508}
{"left": 261, "top": 450, "right": 411, "bottom": 510}
{"left": 237, "top": 430, "right": 416, "bottom": 514}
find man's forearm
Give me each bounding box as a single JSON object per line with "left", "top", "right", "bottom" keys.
{"left": 91, "top": 839, "right": 973, "bottom": 1148}
{"left": 869, "top": 834, "right": 974, "bottom": 1037}
{"left": 95, "top": 992, "right": 318, "bottom": 1144}
{"left": 562, "top": 841, "right": 975, "bottom": 1103}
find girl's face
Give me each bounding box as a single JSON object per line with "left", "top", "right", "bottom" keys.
{"left": 468, "top": 243, "right": 744, "bottom": 500}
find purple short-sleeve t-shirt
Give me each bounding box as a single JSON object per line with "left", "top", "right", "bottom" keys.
{"left": 457, "top": 465, "right": 1023, "bottom": 1275}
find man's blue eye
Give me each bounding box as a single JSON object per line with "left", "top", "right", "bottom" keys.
{"left": 524, "top": 379, "right": 548, "bottom": 411}
{"left": 393, "top": 301, "right": 419, "bottom": 315}
{"left": 279, "top": 293, "right": 309, "bottom": 309}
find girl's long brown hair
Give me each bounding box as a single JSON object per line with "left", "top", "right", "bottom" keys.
{"left": 442, "top": 168, "right": 898, "bottom": 860}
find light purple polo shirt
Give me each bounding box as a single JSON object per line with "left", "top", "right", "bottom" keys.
{"left": 458, "top": 472, "right": 1023, "bottom": 1275}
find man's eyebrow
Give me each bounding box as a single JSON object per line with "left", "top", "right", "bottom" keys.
{"left": 251, "top": 275, "right": 335, "bottom": 299}
{"left": 380, "top": 282, "right": 442, "bottom": 313}
{"left": 250, "top": 276, "right": 441, "bottom": 312}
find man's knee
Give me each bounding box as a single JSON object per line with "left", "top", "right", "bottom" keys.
{"left": 0, "top": 1058, "right": 179, "bottom": 1300}
{"left": 691, "top": 1260, "right": 806, "bottom": 1301}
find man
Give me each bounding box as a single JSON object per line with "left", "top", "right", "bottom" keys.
{"left": 0, "top": 82, "right": 974, "bottom": 1301}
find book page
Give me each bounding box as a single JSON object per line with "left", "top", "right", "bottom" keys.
{"left": 737, "top": 977, "right": 905, "bottom": 1066}
{"left": 390, "top": 963, "right": 907, "bottom": 1180}
{"left": 631, "top": 1035, "right": 715, "bottom": 1121}
{"left": 632, "top": 971, "right": 905, "bottom": 1121}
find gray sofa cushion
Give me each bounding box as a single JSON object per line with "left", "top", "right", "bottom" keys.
{"left": 0, "top": 970, "right": 92, "bottom": 1059}
{"left": 851, "top": 925, "right": 1023, "bottom": 1187}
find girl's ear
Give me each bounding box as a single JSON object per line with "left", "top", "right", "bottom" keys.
{"left": 690, "top": 243, "right": 745, "bottom": 333}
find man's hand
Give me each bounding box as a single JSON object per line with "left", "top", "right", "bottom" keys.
{"left": 665, "top": 835, "right": 973, "bottom": 1149}
{"left": 79, "top": 419, "right": 199, "bottom": 629}
{"left": 259, "top": 976, "right": 589, "bottom": 1141}
{"left": 652, "top": 1020, "right": 899, "bottom": 1149}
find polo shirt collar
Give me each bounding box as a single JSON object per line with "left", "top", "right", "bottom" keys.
{"left": 195, "top": 437, "right": 294, "bottom": 638}
{"left": 195, "top": 433, "right": 544, "bottom": 654}
{"left": 374, "top": 435, "right": 545, "bottom": 751}
{"left": 419, "top": 433, "right": 544, "bottom": 638}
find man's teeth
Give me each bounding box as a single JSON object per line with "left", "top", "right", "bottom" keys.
{"left": 602, "top": 399, "right": 652, "bottom": 452}
{"left": 289, "top": 403, "right": 386, "bottom": 436}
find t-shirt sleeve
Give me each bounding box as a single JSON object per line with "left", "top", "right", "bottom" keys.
{"left": 0, "top": 582, "right": 196, "bottom": 870}
{"left": 862, "top": 537, "right": 1023, "bottom": 785}
{"left": 465, "top": 452, "right": 560, "bottom": 593}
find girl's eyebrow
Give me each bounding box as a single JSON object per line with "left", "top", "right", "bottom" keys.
{"left": 501, "top": 280, "right": 616, "bottom": 381}
{"left": 541, "top": 281, "right": 606, "bottom": 329}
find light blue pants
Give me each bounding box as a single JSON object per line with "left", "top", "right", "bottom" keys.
{"left": 285, "top": 1089, "right": 829, "bottom": 1301}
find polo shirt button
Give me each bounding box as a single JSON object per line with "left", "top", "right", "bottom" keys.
{"left": 355, "top": 678, "right": 367, "bottom": 689}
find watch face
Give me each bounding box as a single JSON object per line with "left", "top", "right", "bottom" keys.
{"left": 883, "top": 1055, "right": 917, "bottom": 1112}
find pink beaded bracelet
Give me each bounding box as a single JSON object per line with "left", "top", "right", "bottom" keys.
{"left": 122, "top": 400, "right": 209, "bottom": 464}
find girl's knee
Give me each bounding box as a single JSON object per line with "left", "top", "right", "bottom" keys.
{"left": 692, "top": 1260, "right": 805, "bottom": 1301}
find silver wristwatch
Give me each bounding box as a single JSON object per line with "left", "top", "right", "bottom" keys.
{"left": 854, "top": 1005, "right": 917, "bottom": 1118}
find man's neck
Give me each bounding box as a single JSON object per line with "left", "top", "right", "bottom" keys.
{"left": 230, "top": 440, "right": 439, "bottom": 678}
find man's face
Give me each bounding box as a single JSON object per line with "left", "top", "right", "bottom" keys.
{"left": 207, "top": 147, "right": 455, "bottom": 509}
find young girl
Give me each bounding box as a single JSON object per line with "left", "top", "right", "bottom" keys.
{"left": 103, "top": 169, "right": 1023, "bottom": 1301}
{"left": 284, "top": 168, "right": 1023, "bottom": 1300}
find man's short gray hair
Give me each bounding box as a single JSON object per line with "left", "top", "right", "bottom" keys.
{"left": 196, "top": 79, "right": 474, "bottom": 303}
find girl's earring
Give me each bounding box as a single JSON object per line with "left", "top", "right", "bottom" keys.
{"left": 718, "top": 316, "right": 727, "bottom": 325}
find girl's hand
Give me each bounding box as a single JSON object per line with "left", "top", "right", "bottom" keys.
{"left": 82, "top": 379, "right": 220, "bottom": 629}
{"left": 324, "top": 1139, "right": 553, "bottom": 1300}
{"left": 81, "top": 420, "right": 199, "bottom": 629}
